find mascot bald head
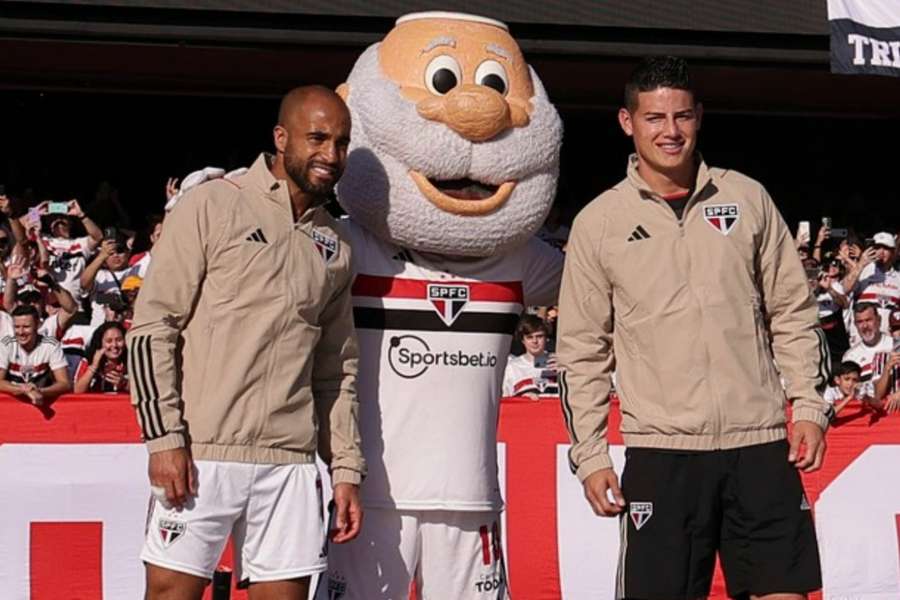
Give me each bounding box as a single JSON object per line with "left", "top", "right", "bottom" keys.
{"left": 337, "top": 11, "right": 563, "bottom": 257}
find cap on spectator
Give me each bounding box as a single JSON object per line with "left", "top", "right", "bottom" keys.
{"left": 121, "top": 275, "right": 143, "bottom": 292}
{"left": 873, "top": 232, "right": 896, "bottom": 248}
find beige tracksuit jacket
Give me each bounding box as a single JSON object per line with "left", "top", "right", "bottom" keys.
{"left": 127, "top": 154, "right": 365, "bottom": 485}
{"left": 557, "top": 155, "right": 831, "bottom": 482}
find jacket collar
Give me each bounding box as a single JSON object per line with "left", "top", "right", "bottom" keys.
{"left": 625, "top": 153, "right": 713, "bottom": 201}
{"left": 245, "top": 153, "right": 330, "bottom": 220}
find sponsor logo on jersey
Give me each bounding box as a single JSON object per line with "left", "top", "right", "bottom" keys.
{"left": 703, "top": 204, "right": 740, "bottom": 236}
{"left": 158, "top": 517, "right": 186, "bottom": 547}
{"left": 427, "top": 283, "right": 470, "bottom": 326}
{"left": 629, "top": 502, "right": 653, "bottom": 530}
{"left": 387, "top": 334, "right": 498, "bottom": 379}
{"left": 474, "top": 574, "right": 506, "bottom": 594}
{"left": 312, "top": 230, "right": 339, "bottom": 263}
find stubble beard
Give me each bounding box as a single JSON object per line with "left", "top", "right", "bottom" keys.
{"left": 284, "top": 152, "right": 335, "bottom": 201}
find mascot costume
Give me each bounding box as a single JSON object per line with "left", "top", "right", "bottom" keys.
{"left": 174, "top": 11, "right": 564, "bottom": 599}
{"left": 321, "top": 12, "right": 563, "bottom": 599}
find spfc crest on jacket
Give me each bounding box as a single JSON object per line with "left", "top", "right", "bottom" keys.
{"left": 703, "top": 204, "right": 740, "bottom": 236}
{"left": 312, "top": 230, "right": 339, "bottom": 263}
{"left": 158, "top": 517, "right": 186, "bottom": 547}
{"left": 427, "top": 283, "right": 469, "bottom": 326}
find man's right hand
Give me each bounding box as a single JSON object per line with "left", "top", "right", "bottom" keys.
{"left": 148, "top": 448, "right": 196, "bottom": 510}
{"left": 582, "top": 468, "right": 626, "bottom": 517}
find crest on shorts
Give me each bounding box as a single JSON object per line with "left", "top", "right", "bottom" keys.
{"left": 158, "top": 517, "right": 186, "bottom": 547}
{"left": 800, "top": 493, "right": 811, "bottom": 511}
{"left": 312, "top": 230, "right": 339, "bottom": 264}
{"left": 629, "top": 502, "right": 653, "bottom": 530}
{"left": 703, "top": 204, "right": 740, "bottom": 236}
{"left": 427, "top": 283, "right": 469, "bottom": 326}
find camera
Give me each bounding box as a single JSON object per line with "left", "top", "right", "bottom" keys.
{"left": 103, "top": 226, "right": 129, "bottom": 254}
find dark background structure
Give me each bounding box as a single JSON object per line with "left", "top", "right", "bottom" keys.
{"left": 1, "top": 0, "right": 899, "bottom": 233}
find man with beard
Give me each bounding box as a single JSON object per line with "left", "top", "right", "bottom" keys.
{"left": 128, "top": 86, "right": 365, "bottom": 600}
{"left": 845, "top": 232, "right": 900, "bottom": 340}
{"left": 843, "top": 302, "right": 894, "bottom": 394}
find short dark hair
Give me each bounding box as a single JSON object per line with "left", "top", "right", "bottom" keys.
{"left": 624, "top": 56, "right": 695, "bottom": 111}
{"left": 11, "top": 304, "right": 40, "bottom": 323}
{"left": 833, "top": 361, "right": 862, "bottom": 378}
{"left": 515, "top": 314, "right": 549, "bottom": 342}
{"left": 853, "top": 302, "right": 879, "bottom": 317}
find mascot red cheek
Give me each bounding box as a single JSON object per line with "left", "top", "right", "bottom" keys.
{"left": 320, "top": 12, "right": 564, "bottom": 600}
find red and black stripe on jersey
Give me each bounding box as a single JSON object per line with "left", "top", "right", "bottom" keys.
{"left": 352, "top": 275, "right": 523, "bottom": 335}
{"left": 512, "top": 376, "right": 559, "bottom": 396}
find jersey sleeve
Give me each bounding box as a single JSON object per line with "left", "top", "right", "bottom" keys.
{"left": 0, "top": 340, "right": 10, "bottom": 371}
{"left": 522, "top": 237, "right": 565, "bottom": 307}
{"left": 48, "top": 343, "right": 67, "bottom": 371}
{"left": 74, "top": 358, "right": 91, "bottom": 382}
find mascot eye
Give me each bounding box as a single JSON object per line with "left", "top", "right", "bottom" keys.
{"left": 424, "top": 55, "right": 462, "bottom": 95}
{"left": 474, "top": 60, "right": 509, "bottom": 95}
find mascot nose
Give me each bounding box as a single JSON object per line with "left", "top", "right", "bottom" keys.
{"left": 417, "top": 84, "right": 512, "bottom": 142}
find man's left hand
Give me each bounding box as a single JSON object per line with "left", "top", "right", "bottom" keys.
{"left": 789, "top": 421, "right": 826, "bottom": 472}
{"left": 331, "top": 482, "right": 363, "bottom": 544}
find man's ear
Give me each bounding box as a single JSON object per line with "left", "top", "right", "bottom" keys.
{"left": 273, "top": 125, "right": 288, "bottom": 154}
{"left": 336, "top": 83, "right": 350, "bottom": 102}
{"left": 618, "top": 108, "right": 634, "bottom": 137}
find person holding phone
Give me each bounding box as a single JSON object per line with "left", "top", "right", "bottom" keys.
{"left": 844, "top": 232, "right": 899, "bottom": 343}
{"left": 502, "top": 314, "right": 558, "bottom": 399}
{"left": 33, "top": 198, "right": 104, "bottom": 299}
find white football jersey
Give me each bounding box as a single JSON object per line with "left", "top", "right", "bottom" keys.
{"left": 502, "top": 353, "right": 559, "bottom": 398}
{"left": 41, "top": 235, "right": 94, "bottom": 299}
{"left": 344, "top": 222, "right": 563, "bottom": 511}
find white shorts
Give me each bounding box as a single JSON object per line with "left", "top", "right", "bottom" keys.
{"left": 142, "top": 460, "right": 326, "bottom": 585}
{"left": 315, "top": 508, "right": 509, "bottom": 600}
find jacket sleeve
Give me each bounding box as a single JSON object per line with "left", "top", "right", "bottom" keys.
{"left": 757, "top": 188, "right": 832, "bottom": 430}
{"left": 126, "top": 188, "right": 215, "bottom": 453}
{"left": 313, "top": 260, "right": 366, "bottom": 487}
{"left": 556, "top": 209, "right": 617, "bottom": 481}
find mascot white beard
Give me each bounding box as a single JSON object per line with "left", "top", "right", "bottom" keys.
{"left": 337, "top": 44, "right": 563, "bottom": 257}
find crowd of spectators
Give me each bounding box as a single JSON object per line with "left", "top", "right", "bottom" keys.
{"left": 0, "top": 183, "right": 165, "bottom": 407}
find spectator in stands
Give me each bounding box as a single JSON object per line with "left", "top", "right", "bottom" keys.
{"left": 814, "top": 264, "right": 850, "bottom": 364}
{"left": 0, "top": 304, "right": 70, "bottom": 405}
{"left": 873, "top": 309, "right": 900, "bottom": 413}
{"left": 843, "top": 303, "right": 893, "bottom": 395}
{"left": 81, "top": 233, "right": 133, "bottom": 324}
{"left": 3, "top": 253, "right": 79, "bottom": 340}
{"left": 38, "top": 199, "right": 103, "bottom": 299}
{"left": 843, "top": 232, "right": 899, "bottom": 341}
{"left": 502, "top": 314, "right": 558, "bottom": 399}
{"left": 128, "top": 213, "right": 163, "bottom": 278}
{"left": 73, "top": 321, "right": 128, "bottom": 393}
{"left": 823, "top": 361, "right": 871, "bottom": 418}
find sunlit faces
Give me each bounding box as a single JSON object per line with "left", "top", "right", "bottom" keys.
{"left": 854, "top": 306, "right": 881, "bottom": 345}
{"left": 523, "top": 331, "right": 548, "bottom": 357}
{"left": 102, "top": 327, "right": 125, "bottom": 360}
{"left": 835, "top": 370, "right": 860, "bottom": 397}
{"left": 619, "top": 87, "right": 702, "bottom": 181}
{"left": 276, "top": 101, "right": 351, "bottom": 199}
{"left": 13, "top": 314, "right": 38, "bottom": 350}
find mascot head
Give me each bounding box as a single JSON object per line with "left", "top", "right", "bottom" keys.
{"left": 337, "top": 11, "right": 563, "bottom": 257}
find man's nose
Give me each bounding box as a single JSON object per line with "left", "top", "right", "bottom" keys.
{"left": 416, "top": 84, "right": 513, "bottom": 142}
{"left": 663, "top": 116, "right": 680, "bottom": 137}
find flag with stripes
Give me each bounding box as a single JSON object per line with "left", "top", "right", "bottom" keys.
{"left": 828, "top": 0, "right": 900, "bottom": 76}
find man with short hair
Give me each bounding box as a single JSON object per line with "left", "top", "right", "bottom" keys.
{"left": 843, "top": 302, "right": 893, "bottom": 393}
{"left": 129, "top": 86, "right": 365, "bottom": 600}
{"left": 557, "top": 56, "right": 831, "bottom": 600}
{"left": 844, "top": 232, "right": 900, "bottom": 339}
{"left": 0, "top": 304, "right": 70, "bottom": 406}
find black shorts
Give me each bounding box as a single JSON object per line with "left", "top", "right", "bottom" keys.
{"left": 616, "top": 440, "right": 821, "bottom": 600}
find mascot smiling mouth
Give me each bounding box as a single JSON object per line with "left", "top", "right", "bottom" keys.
{"left": 409, "top": 171, "right": 515, "bottom": 215}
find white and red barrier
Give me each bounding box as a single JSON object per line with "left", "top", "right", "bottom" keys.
{"left": 1, "top": 394, "right": 898, "bottom": 599}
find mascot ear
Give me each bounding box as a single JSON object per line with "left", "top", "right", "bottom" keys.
{"left": 336, "top": 83, "right": 350, "bottom": 102}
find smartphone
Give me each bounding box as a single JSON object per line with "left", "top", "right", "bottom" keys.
{"left": 27, "top": 207, "right": 41, "bottom": 224}
{"left": 864, "top": 237, "right": 876, "bottom": 248}
{"left": 534, "top": 354, "right": 548, "bottom": 369}
{"left": 821, "top": 216, "right": 832, "bottom": 229}
{"left": 47, "top": 201, "right": 69, "bottom": 214}
{"left": 829, "top": 228, "right": 848, "bottom": 239}
{"left": 797, "top": 221, "right": 810, "bottom": 242}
